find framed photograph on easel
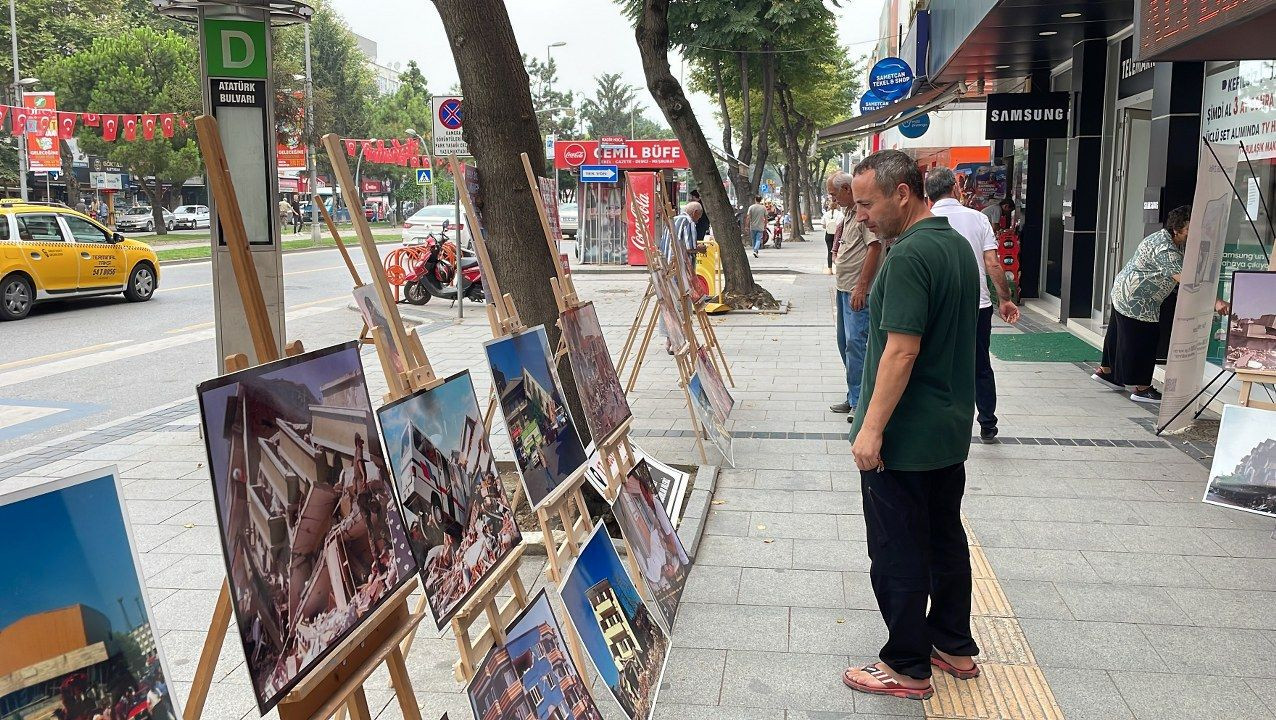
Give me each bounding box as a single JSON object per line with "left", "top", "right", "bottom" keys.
{"left": 1223, "top": 270, "right": 1276, "bottom": 373}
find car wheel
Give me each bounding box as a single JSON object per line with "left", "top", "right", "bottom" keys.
{"left": 166, "top": 220, "right": 174, "bottom": 231}
{"left": 124, "top": 264, "right": 156, "bottom": 302}
{"left": 145, "top": 220, "right": 154, "bottom": 232}
{"left": 404, "top": 282, "right": 429, "bottom": 305}
{"left": 1, "top": 274, "right": 33, "bottom": 320}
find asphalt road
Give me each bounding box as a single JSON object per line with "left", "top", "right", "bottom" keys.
{"left": 0, "top": 247, "right": 463, "bottom": 456}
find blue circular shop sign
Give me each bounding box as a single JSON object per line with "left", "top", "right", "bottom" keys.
{"left": 868, "top": 57, "right": 914, "bottom": 102}
{"left": 860, "top": 90, "right": 890, "bottom": 115}
{"left": 899, "top": 113, "right": 930, "bottom": 139}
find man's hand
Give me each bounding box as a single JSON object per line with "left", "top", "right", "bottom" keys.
{"left": 998, "top": 299, "right": 1020, "bottom": 324}
{"left": 852, "top": 426, "right": 884, "bottom": 471}
{"left": 851, "top": 285, "right": 868, "bottom": 311}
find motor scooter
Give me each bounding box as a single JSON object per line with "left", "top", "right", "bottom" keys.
{"left": 766, "top": 214, "right": 784, "bottom": 249}
{"left": 403, "top": 223, "right": 485, "bottom": 304}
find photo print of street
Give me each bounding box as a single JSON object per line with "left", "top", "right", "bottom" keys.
{"left": 1205, "top": 404, "right": 1276, "bottom": 517}
{"left": 583, "top": 443, "right": 689, "bottom": 522}
{"left": 377, "top": 370, "right": 522, "bottom": 628}
{"left": 484, "top": 326, "right": 588, "bottom": 508}
{"left": 561, "top": 526, "right": 669, "bottom": 720}
{"left": 0, "top": 472, "right": 177, "bottom": 720}
{"left": 1225, "top": 270, "right": 1276, "bottom": 372}
{"left": 693, "top": 347, "right": 734, "bottom": 424}
{"left": 613, "top": 460, "right": 690, "bottom": 630}
{"left": 197, "top": 342, "right": 417, "bottom": 712}
{"left": 560, "top": 301, "right": 632, "bottom": 443}
{"left": 466, "top": 589, "right": 603, "bottom": 719}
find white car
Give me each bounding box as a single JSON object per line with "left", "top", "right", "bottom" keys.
{"left": 401, "top": 204, "right": 470, "bottom": 246}
{"left": 174, "top": 204, "right": 210, "bottom": 229}
{"left": 115, "top": 205, "right": 175, "bottom": 232}
{"left": 558, "top": 203, "right": 578, "bottom": 238}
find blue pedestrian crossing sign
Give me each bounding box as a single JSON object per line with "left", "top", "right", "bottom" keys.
{"left": 579, "top": 165, "right": 619, "bottom": 183}
{"left": 416, "top": 168, "right": 433, "bottom": 185}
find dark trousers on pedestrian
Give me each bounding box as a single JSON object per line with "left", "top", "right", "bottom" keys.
{"left": 975, "top": 305, "right": 997, "bottom": 430}
{"left": 825, "top": 232, "right": 835, "bottom": 268}
{"left": 861, "top": 462, "right": 979, "bottom": 680}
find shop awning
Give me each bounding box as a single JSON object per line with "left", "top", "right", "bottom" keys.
{"left": 818, "top": 83, "right": 965, "bottom": 145}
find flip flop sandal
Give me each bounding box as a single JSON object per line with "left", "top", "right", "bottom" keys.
{"left": 842, "top": 664, "right": 934, "bottom": 700}
{"left": 930, "top": 652, "right": 980, "bottom": 679}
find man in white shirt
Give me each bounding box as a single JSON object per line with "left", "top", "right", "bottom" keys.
{"left": 925, "top": 167, "right": 1020, "bottom": 442}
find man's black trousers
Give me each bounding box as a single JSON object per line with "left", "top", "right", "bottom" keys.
{"left": 860, "top": 462, "right": 980, "bottom": 679}
{"left": 976, "top": 305, "right": 998, "bottom": 431}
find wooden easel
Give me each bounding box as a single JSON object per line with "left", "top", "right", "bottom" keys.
{"left": 186, "top": 116, "right": 424, "bottom": 720}
{"left": 313, "top": 194, "right": 371, "bottom": 345}
{"left": 624, "top": 177, "right": 710, "bottom": 463}
{"left": 1237, "top": 371, "right": 1276, "bottom": 411}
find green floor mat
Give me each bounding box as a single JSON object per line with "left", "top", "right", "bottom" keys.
{"left": 989, "top": 332, "right": 1101, "bottom": 362}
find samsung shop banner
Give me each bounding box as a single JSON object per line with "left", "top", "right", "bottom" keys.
{"left": 985, "top": 92, "right": 1071, "bottom": 139}
{"left": 868, "top": 57, "right": 913, "bottom": 102}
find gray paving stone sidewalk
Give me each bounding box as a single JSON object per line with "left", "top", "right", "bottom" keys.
{"left": 2, "top": 230, "right": 1274, "bottom": 719}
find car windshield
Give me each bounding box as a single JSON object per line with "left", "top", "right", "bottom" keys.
{"left": 176, "top": 206, "right": 196, "bottom": 213}
{"left": 127, "top": 207, "right": 150, "bottom": 214}
{"left": 409, "top": 205, "right": 458, "bottom": 220}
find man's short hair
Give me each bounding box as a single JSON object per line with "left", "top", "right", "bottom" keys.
{"left": 684, "top": 201, "right": 703, "bottom": 217}
{"left": 690, "top": 190, "right": 701, "bottom": 199}
{"left": 924, "top": 167, "right": 957, "bottom": 201}
{"left": 827, "top": 171, "right": 853, "bottom": 191}
{"left": 853, "top": 150, "right": 924, "bottom": 199}
{"left": 754, "top": 195, "right": 762, "bottom": 202}
{"left": 1165, "top": 205, "right": 1192, "bottom": 234}
{"left": 999, "top": 198, "right": 1016, "bottom": 210}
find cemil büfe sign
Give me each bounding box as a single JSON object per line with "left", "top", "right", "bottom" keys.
{"left": 554, "top": 139, "right": 689, "bottom": 170}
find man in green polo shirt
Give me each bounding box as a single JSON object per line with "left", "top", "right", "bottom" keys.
{"left": 841, "top": 150, "right": 982, "bottom": 702}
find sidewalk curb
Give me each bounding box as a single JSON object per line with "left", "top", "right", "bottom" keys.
{"left": 158, "top": 238, "right": 401, "bottom": 267}
{"left": 677, "top": 463, "right": 720, "bottom": 560}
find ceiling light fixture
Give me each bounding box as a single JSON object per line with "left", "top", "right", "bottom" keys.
{"left": 995, "top": 65, "right": 1010, "bottom": 69}
{"left": 1039, "top": 30, "right": 1058, "bottom": 36}
{"left": 1060, "top": 12, "right": 1082, "bottom": 18}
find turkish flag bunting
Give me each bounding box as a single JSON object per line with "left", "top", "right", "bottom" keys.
{"left": 141, "top": 114, "right": 157, "bottom": 140}
{"left": 10, "top": 106, "right": 30, "bottom": 134}
{"left": 35, "top": 111, "right": 53, "bottom": 136}
{"left": 0, "top": 106, "right": 7, "bottom": 133}
{"left": 407, "top": 139, "right": 419, "bottom": 156}
{"left": 345, "top": 139, "right": 356, "bottom": 156}
{"left": 179, "top": 116, "right": 189, "bottom": 129}
{"left": 101, "top": 114, "right": 119, "bottom": 141}
{"left": 58, "top": 112, "right": 77, "bottom": 139}
{"left": 375, "top": 139, "right": 385, "bottom": 151}
{"left": 391, "top": 138, "right": 401, "bottom": 150}
{"left": 122, "top": 115, "right": 138, "bottom": 141}
{"left": 160, "top": 114, "right": 175, "bottom": 138}
{"left": 409, "top": 157, "right": 419, "bottom": 168}
{"left": 82, "top": 112, "right": 100, "bottom": 127}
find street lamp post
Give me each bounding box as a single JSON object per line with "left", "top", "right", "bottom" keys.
{"left": 545, "top": 41, "right": 565, "bottom": 96}
{"left": 405, "top": 128, "right": 433, "bottom": 206}
{"left": 304, "top": 23, "right": 319, "bottom": 241}
{"left": 9, "top": 0, "right": 28, "bottom": 201}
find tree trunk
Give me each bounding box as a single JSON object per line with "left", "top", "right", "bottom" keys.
{"left": 635, "top": 0, "right": 775, "bottom": 307}
{"left": 430, "top": 0, "right": 592, "bottom": 441}
{"left": 775, "top": 89, "right": 803, "bottom": 238}
{"left": 59, "top": 143, "right": 82, "bottom": 211}
{"left": 139, "top": 180, "right": 168, "bottom": 235}
{"left": 713, "top": 56, "right": 749, "bottom": 209}
{"left": 750, "top": 50, "right": 775, "bottom": 195}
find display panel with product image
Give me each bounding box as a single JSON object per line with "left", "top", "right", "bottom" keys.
{"left": 560, "top": 301, "right": 632, "bottom": 444}
{"left": 0, "top": 469, "right": 180, "bottom": 720}
{"left": 197, "top": 341, "right": 417, "bottom": 713}
{"left": 484, "top": 326, "right": 588, "bottom": 509}
{"left": 1224, "top": 271, "right": 1276, "bottom": 373}
{"left": 613, "top": 460, "right": 690, "bottom": 631}
{"left": 1204, "top": 404, "right": 1276, "bottom": 518}
{"left": 377, "top": 370, "right": 522, "bottom": 629}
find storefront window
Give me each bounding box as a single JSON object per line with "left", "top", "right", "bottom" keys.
{"left": 1042, "top": 68, "right": 1073, "bottom": 300}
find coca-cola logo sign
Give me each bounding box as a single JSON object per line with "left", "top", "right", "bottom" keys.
{"left": 562, "top": 143, "right": 588, "bottom": 166}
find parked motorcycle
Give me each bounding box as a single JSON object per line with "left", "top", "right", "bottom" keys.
{"left": 402, "top": 223, "right": 486, "bottom": 305}
{"left": 767, "top": 214, "right": 784, "bottom": 249}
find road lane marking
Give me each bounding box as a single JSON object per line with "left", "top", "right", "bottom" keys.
{"left": 0, "top": 339, "right": 131, "bottom": 372}
{"left": 159, "top": 263, "right": 364, "bottom": 293}
{"left": 0, "top": 305, "right": 345, "bottom": 389}
{"left": 163, "top": 295, "right": 350, "bottom": 334}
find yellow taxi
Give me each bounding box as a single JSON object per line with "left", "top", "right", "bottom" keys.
{"left": 0, "top": 199, "right": 160, "bottom": 320}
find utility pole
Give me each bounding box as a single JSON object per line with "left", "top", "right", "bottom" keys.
{"left": 9, "top": 0, "right": 28, "bottom": 201}
{"left": 305, "top": 22, "right": 319, "bottom": 241}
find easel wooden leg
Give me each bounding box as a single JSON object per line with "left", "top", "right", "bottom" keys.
{"left": 618, "top": 283, "right": 654, "bottom": 375}
{"left": 700, "top": 310, "right": 734, "bottom": 386}
{"left": 345, "top": 687, "right": 373, "bottom": 720}
{"left": 626, "top": 302, "right": 660, "bottom": 394}
{"left": 385, "top": 647, "right": 423, "bottom": 720}
{"left": 538, "top": 508, "right": 563, "bottom": 584}
{"left": 182, "top": 581, "right": 233, "bottom": 720}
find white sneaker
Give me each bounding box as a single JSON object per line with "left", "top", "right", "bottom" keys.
{"left": 1091, "top": 372, "right": 1124, "bottom": 391}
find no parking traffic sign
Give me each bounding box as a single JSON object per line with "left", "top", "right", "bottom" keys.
{"left": 431, "top": 95, "right": 469, "bottom": 157}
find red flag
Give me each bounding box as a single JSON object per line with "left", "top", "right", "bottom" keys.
{"left": 409, "top": 156, "right": 419, "bottom": 168}
{"left": 0, "top": 106, "right": 8, "bottom": 133}
{"left": 81, "top": 112, "right": 100, "bottom": 127}
{"left": 160, "top": 113, "right": 175, "bottom": 138}
{"left": 101, "top": 114, "right": 119, "bottom": 141}
{"left": 34, "top": 110, "right": 53, "bottom": 136}
{"left": 57, "top": 112, "right": 77, "bottom": 139}
{"left": 141, "top": 114, "right": 157, "bottom": 140}
{"left": 10, "top": 105, "right": 30, "bottom": 134}
{"left": 179, "top": 116, "right": 189, "bottom": 129}
{"left": 390, "top": 138, "right": 401, "bottom": 150}
{"left": 345, "top": 139, "right": 356, "bottom": 156}
{"left": 122, "top": 115, "right": 138, "bottom": 141}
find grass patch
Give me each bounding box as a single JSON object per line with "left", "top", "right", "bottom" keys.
{"left": 155, "top": 229, "right": 400, "bottom": 262}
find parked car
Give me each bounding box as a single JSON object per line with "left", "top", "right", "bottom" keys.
{"left": 173, "top": 204, "right": 210, "bottom": 229}
{"left": 402, "top": 204, "right": 470, "bottom": 246}
{"left": 558, "top": 202, "right": 578, "bottom": 238}
{"left": 115, "top": 205, "right": 175, "bottom": 232}
{"left": 0, "top": 199, "right": 160, "bottom": 320}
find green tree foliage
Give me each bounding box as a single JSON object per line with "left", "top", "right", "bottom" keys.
{"left": 579, "top": 72, "right": 668, "bottom": 139}
{"left": 38, "top": 26, "right": 201, "bottom": 234}
{"left": 366, "top": 61, "right": 433, "bottom": 222}
{"left": 524, "top": 55, "right": 578, "bottom": 200}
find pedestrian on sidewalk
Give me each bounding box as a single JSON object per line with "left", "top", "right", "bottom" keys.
{"left": 843, "top": 150, "right": 982, "bottom": 702}
{"left": 821, "top": 200, "right": 844, "bottom": 273}
{"left": 747, "top": 195, "right": 767, "bottom": 258}
{"left": 278, "top": 197, "right": 294, "bottom": 235}
{"left": 926, "top": 167, "right": 1020, "bottom": 442}
{"left": 291, "top": 199, "right": 303, "bottom": 234}
{"left": 1093, "top": 205, "right": 1228, "bottom": 404}
{"left": 826, "top": 171, "right": 881, "bottom": 421}
{"left": 689, "top": 190, "right": 711, "bottom": 242}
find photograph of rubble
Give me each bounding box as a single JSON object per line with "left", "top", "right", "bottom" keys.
{"left": 197, "top": 341, "right": 417, "bottom": 713}
{"left": 0, "top": 470, "right": 178, "bottom": 720}
{"left": 652, "top": 268, "right": 688, "bottom": 351}
{"left": 561, "top": 526, "right": 669, "bottom": 720}
{"left": 561, "top": 301, "right": 632, "bottom": 444}
{"left": 485, "top": 326, "right": 588, "bottom": 509}
{"left": 689, "top": 370, "right": 734, "bottom": 467}
{"left": 1205, "top": 404, "right": 1276, "bottom": 518}
{"left": 1224, "top": 271, "right": 1276, "bottom": 373}
{"left": 613, "top": 460, "right": 690, "bottom": 631}
{"left": 353, "top": 285, "right": 407, "bottom": 376}
{"left": 377, "top": 370, "right": 522, "bottom": 629}
{"left": 466, "top": 589, "right": 602, "bottom": 719}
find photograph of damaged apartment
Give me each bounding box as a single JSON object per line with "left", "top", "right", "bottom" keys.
{"left": 377, "top": 370, "right": 522, "bottom": 628}
{"left": 197, "top": 341, "right": 417, "bottom": 713}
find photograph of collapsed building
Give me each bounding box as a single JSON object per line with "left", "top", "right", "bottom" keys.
{"left": 688, "top": 371, "right": 734, "bottom": 467}
{"left": 561, "top": 527, "right": 669, "bottom": 720}
{"left": 377, "top": 370, "right": 522, "bottom": 629}
{"left": 197, "top": 341, "right": 417, "bottom": 713}
{"left": 652, "top": 268, "right": 689, "bottom": 351}
{"left": 583, "top": 443, "right": 690, "bottom": 523}
{"left": 1205, "top": 404, "right": 1276, "bottom": 518}
{"left": 693, "top": 347, "right": 734, "bottom": 425}
{"left": 613, "top": 461, "right": 690, "bottom": 632}
{"left": 485, "top": 326, "right": 588, "bottom": 509}
{"left": 1225, "top": 271, "right": 1276, "bottom": 373}
{"left": 561, "top": 302, "right": 633, "bottom": 444}
{"left": 466, "top": 589, "right": 602, "bottom": 720}
{"left": 0, "top": 471, "right": 178, "bottom": 720}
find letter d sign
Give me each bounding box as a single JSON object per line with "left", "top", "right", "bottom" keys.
{"left": 203, "top": 18, "right": 267, "bottom": 79}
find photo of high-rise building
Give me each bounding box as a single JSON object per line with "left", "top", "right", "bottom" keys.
{"left": 1205, "top": 404, "right": 1276, "bottom": 518}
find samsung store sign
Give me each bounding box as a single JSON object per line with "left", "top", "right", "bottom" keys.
{"left": 985, "top": 92, "right": 1071, "bottom": 139}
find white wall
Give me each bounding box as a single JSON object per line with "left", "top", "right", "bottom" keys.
{"left": 879, "top": 101, "right": 988, "bottom": 151}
